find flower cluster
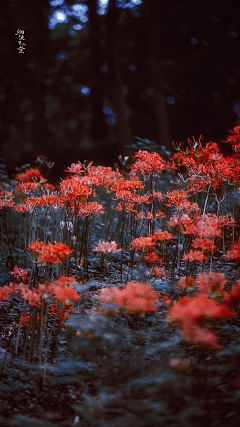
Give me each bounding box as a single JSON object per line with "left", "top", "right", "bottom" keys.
{"left": 131, "top": 236, "right": 156, "bottom": 251}
{"left": 0, "top": 191, "right": 15, "bottom": 209}
{"left": 226, "top": 236, "right": 240, "bottom": 260}
{"left": 93, "top": 241, "right": 123, "bottom": 253}
{"left": 168, "top": 294, "right": 234, "bottom": 348}
{"left": 98, "top": 282, "right": 158, "bottom": 314}
{"left": 130, "top": 150, "right": 175, "bottom": 177}
{"left": 29, "top": 241, "right": 72, "bottom": 265}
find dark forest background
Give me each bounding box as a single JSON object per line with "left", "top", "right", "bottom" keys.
{"left": 1, "top": 0, "right": 240, "bottom": 183}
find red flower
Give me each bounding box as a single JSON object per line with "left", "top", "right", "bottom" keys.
{"left": 168, "top": 294, "right": 234, "bottom": 324}
{"left": 0, "top": 288, "right": 9, "bottom": 303}
{"left": 29, "top": 241, "right": 72, "bottom": 265}
{"left": 93, "top": 240, "right": 123, "bottom": 253}
{"left": 154, "top": 230, "right": 173, "bottom": 242}
{"left": 16, "top": 168, "right": 43, "bottom": 183}
{"left": 130, "top": 150, "right": 168, "bottom": 177}
{"left": 181, "top": 322, "right": 220, "bottom": 349}
{"left": 54, "top": 286, "right": 80, "bottom": 305}
{"left": 0, "top": 191, "right": 15, "bottom": 209}
{"left": 183, "top": 250, "right": 207, "bottom": 261}
{"left": 20, "top": 286, "right": 41, "bottom": 307}
{"left": 153, "top": 267, "right": 165, "bottom": 277}
{"left": 142, "top": 252, "right": 159, "bottom": 263}
{"left": 131, "top": 236, "right": 155, "bottom": 251}
{"left": 98, "top": 282, "right": 159, "bottom": 314}
{"left": 168, "top": 294, "right": 235, "bottom": 348}
{"left": 12, "top": 266, "right": 28, "bottom": 282}
{"left": 226, "top": 236, "right": 240, "bottom": 260}
{"left": 196, "top": 272, "right": 226, "bottom": 295}
{"left": 191, "top": 238, "right": 217, "bottom": 251}
{"left": 21, "top": 312, "right": 30, "bottom": 327}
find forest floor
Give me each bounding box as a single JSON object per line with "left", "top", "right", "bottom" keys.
{"left": 1, "top": 250, "right": 240, "bottom": 427}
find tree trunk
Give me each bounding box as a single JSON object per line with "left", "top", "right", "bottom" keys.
{"left": 148, "top": 15, "right": 172, "bottom": 151}
{"left": 106, "top": 0, "right": 132, "bottom": 155}
{"left": 88, "top": 0, "right": 107, "bottom": 145}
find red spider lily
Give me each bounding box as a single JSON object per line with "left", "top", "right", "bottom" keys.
{"left": 21, "top": 312, "right": 41, "bottom": 327}
{"left": 12, "top": 266, "right": 28, "bottom": 282}
{"left": 131, "top": 236, "right": 156, "bottom": 251}
{"left": 98, "top": 282, "right": 159, "bottom": 314}
{"left": 76, "top": 201, "right": 104, "bottom": 217}
{"left": 164, "top": 190, "right": 199, "bottom": 213}
{"left": 65, "top": 161, "right": 84, "bottom": 174}
{"left": 142, "top": 252, "right": 159, "bottom": 263}
{"left": 163, "top": 189, "right": 191, "bottom": 210}
{"left": 226, "top": 236, "right": 240, "bottom": 260}
{"left": 65, "top": 163, "right": 123, "bottom": 189}
{"left": 172, "top": 136, "right": 230, "bottom": 190}
{"left": 154, "top": 230, "right": 173, "bottom": 242}
{"left": 44, "top": 184, "right": 55, "bottom": 190}
{"left": 14, "top": 194, "right": 65, "bottom": 212}
{"left": 114, "top": 191, "right": 151, "bottom": 205}
{"left": 49, "top": 303, "right": 76, "bottom": 324}
{"left": 113, "top": 189, "right": 151, "bottom": 213}
{"left": 191, "top": 238, "right": 217, "bottom": 251}
{"left": 15, "top": 168, "right": 43, "bottom": 183}
{"left": 38, "top": 276, "right": 76, "bottom": 298}
{"left": 0, "top": 288, "right": 9, "bottom": 303}
{"left": 60, "top": 175, "right": 93, "bottom": 200}
{"left": 168, "top": 294, "right": 234, "bottom": 324}
{"left": 154, "top": 210, "right": 166, "bottom": 219}
{"left": 29, "top": 241, "right": 72, "bottom": 265}
{"left": 0, "top": 191, "right": 15, "bottom": 209}
{"left": 183, "top": 250, "right": 207, "bottom": 261}
{"left": 14, "top": 182, "right": 38, "bottom": 192}
{"left": 122, "top": 281, "right": 159, "bottom": 314}
{"left": 97, "top": 287, "right": 123, "bottom": 304}
{"left": 37, "top": 282, "right": 56, "bottom": 298}
{"left": 219, "top": 215, "right": 236, "bottom": 229}
{"left": 153, "top": 267, "right": 165, "bottom": 277}
{"left": 168, "top": 213, "right": 194, "bottom": 233}
{"left": 21, "top": 312, "right": 31, "bottom": 327}
{"left": 5, "top": 282, "right": 21, "bottom": 294}
{"left": 181, "top": 214, "right": 222, "bottom": 238}
{"left": 152, "top": 191, "right": 164, "bottom": 201}
{"left": 115, "top": 201, "right": 138, "bottom": 213}
{"left": 195, "top": 215, "right": 222, "bottom": 238}
{"left": 146, "top": 212, "right": 154, "bottom": 220}
{"left": 130, "top": 150, "right": 173, "bottom": 177}
{"left": 20, "top": 286, "right": 41, "bottom": 307}
{"left": 196, "top": 272, "right": 226, "bottom": 295}
{"left": 56, "top": 276, "right": 77, "bottom": 286}
{"left": 83, "top": 166, "right": 123, "bottom": 189}
{"left": 93, "top": 240, "right": 123, "bottom": 253}
{"left": 134, "top": 210, "right": 160, "bottom": 220}
{"left": 177, "top": 276, "right": 196, "bottom": 289}
{"left": 134, "top": 212, "right": 146, "bottom": 220}
{"left": 181, "top": 322, "right": 220, "bottom": 349}
{"left": 53, "top": 286, "right": 80, "bottom": 305}
{"left": 171, "top": 152, "right": 186, "bottom": 164}
{"left": 224, "top": 126, "right": 240, "bottom": 151}
{"left": 110, "top": 176, "right": 145, "bottom": 192}
{"left": 168, "top": 294, "right": 235, "bottom": 347}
